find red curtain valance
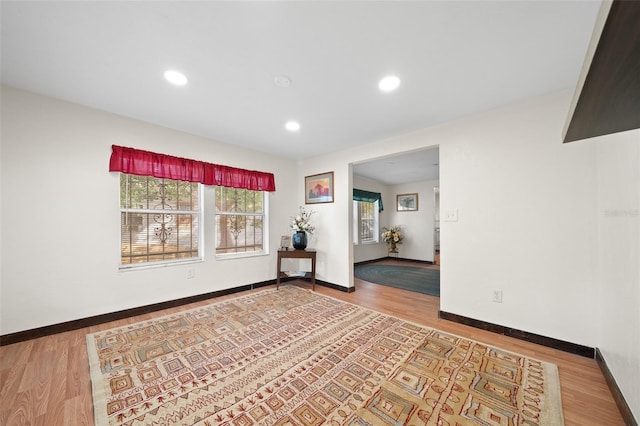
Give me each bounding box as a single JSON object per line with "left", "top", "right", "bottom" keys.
{"left": 109, "top": 145, "right": 276, "bottom": 191}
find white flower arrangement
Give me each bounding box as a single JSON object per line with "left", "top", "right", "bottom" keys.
{"left": 291, "top": 206, "right": 315, "bottom": 235}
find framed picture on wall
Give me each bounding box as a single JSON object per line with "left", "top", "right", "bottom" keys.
{"left": 305, "top": 172, "right": 334, "bottom": 204}
{"left": 396, "top": 193, "right": 418, "bottom": 211}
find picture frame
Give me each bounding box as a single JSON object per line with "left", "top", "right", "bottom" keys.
{"left": 305, "top": 171, "right": 334, "bottom": 204}
{"left": 396, "top": 193, "right": 418, "bottom": 211}
{"left": 280, "top": 235, "right": 291, "bottom": 249}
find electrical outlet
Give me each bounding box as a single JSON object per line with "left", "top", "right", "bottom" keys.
{"left": 444, "top": 209, "right": 458, "bottom": 222}
{"left": 492, "top": 288, "right": 503, "bottom": 303}
{"left": 187, "top": 268, "right": 195, "bottom": 279}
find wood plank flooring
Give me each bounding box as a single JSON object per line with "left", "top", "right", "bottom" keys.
{"left": 0, "top": 260, "right": 625, "bottom": 425}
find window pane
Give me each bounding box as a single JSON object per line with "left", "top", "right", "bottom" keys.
{"left": 354, "top": 200, "right": 378, "bottom": 243}
{"left": 216, "top": 188, "right": 263, "bottom": 214}
{"left": 121, "top": 212, "right": 199, "bottom": 264}
{"left": 121, "top": 175, "right": 199, "bottom": 211}
{"left": 121, "top": 174, "right": 153, "bottom": 209}
{"left": 215, "top": 187, "right": 265, "bottom": 255}
{"left": 361, "top": 219, "right": 374, "bottom": 241}
{"left": 120, "top": 174, "right": 200, "bottom": 266}
{"left": 176, "top": 180, "right": 199, "bottom": 210}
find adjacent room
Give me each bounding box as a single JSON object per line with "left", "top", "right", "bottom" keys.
{"left": 352, "top": 148, "right": 441, "bottom": 297}
{"left": 1, "top": 1, "right": 638, "bottom": 425}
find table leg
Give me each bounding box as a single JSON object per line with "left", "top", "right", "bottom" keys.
{"left": 311, "top": 256, "right": 316, "bottom": 291}
{"left": 276, "top": 255, "right": 282, "bottom": 289}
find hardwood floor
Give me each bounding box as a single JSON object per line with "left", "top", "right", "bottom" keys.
{"left": 0, "top": 260, "right": 625, "bottom": 425}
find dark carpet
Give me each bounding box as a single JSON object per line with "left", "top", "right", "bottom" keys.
{"left": 354, "top": 263, "right": 440, "bottom": 296}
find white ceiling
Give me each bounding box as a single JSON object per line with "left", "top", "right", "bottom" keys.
{"left": 1, "top": 1, "right": 600, "bottom": 183}
{"left": 353, "top": 148, "right": 440, "bottom": 186}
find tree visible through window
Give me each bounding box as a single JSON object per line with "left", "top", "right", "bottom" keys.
{"left": 120, "top": 174, "right": 201, "bottom": 266}
{"left": 215, "top": 187, "right": 265, "bottom": 255}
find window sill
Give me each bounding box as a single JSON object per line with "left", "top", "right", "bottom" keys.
{"left": 119, "top": 258, "right": 203, "bottom": 272}
{"left": 215, "top": 251, "right": 269, "bottom": 261}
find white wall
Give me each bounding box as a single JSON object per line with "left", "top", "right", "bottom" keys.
{"left": 594, "top": 130, "right": 640, "bottom": 420}
{"left": 0, "top": 86, "right": 298, "bottom": 335}
{"left": 388, "top": 180, "right": 439, "bottom": 263}
{"left": 294, "top": 158, "right": 353, "bottom": 288}
{"left": 439, "top": 94, "right": 598, "bottom": 346}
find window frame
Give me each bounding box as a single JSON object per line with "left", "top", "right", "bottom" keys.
{"left": 119, "top": 174, "right": 204, "bottom": 270}
{"left": 214, "top": 187, "right": 269, "bottom": 260}
{"left": 353, "top": 199, "right": 379, "bottom": 245}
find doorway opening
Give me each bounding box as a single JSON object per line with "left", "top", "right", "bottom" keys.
{"left": 351, "top": 147, "right": 440, "bottom": 298}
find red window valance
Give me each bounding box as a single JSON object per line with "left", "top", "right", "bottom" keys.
{"left": 109, "top": 145, "right": 276, "bottom": 191}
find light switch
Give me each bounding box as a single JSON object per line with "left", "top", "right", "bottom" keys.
{"left": 444, "top": 209, "right": 458, "bottom": 222}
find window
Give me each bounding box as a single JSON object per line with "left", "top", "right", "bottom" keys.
{"left": 120, "top": 174, "right": 201, "bottom": 267}
{"left": 353, "top": 200, "right": 379, "bottom": 244}
{"left": 215, "top": 187, "right": 266, "bottom": 256}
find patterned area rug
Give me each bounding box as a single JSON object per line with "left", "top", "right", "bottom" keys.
{"left": 86, "top": 286, "right": 564, "bottom": 425}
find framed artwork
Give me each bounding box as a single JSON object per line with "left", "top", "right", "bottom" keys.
{"left": 280, "top": 235, "right": 291, "bottom": 249}
{"left": 305, "top": 172, "right": 334, "bottom": 204}
{"left": 396, "top": 193, "right": 418, "bottom": 211}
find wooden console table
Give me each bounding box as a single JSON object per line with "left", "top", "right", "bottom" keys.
{"left": 276, "top": 249, "right": 316, "bottom": 290}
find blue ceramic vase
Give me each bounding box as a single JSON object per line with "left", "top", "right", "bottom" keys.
{"left": 292, "top": 231, "right": 308, "bottom": 250}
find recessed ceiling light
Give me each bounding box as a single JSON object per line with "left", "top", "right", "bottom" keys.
{"left": 285, "top": 121, "right": 301, "bottom": 132}
{"left": 274, "top": 75, "right": 292, "bottom": 88}
{"left": 378, "top": 75, "right": 400, "bottom": 92}
{"left": 164, "top": 70, "right": 188, "bottom": 86}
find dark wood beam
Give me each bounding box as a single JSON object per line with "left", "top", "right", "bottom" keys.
{"left": 564, "top": 1, "right": 640, "bottom": 143}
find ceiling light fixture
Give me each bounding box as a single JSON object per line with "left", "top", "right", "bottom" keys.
{"left": 379, "top": 75, "right": 400, "bottom": 92}
{"left": 164, "top": 70, "right": 188, "bottom": 86}
{"left": 285, "top": 121, "right": 301, "bottom": 132}
{"left": 274, "top": 75, "right": 292, "bottom": 88}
